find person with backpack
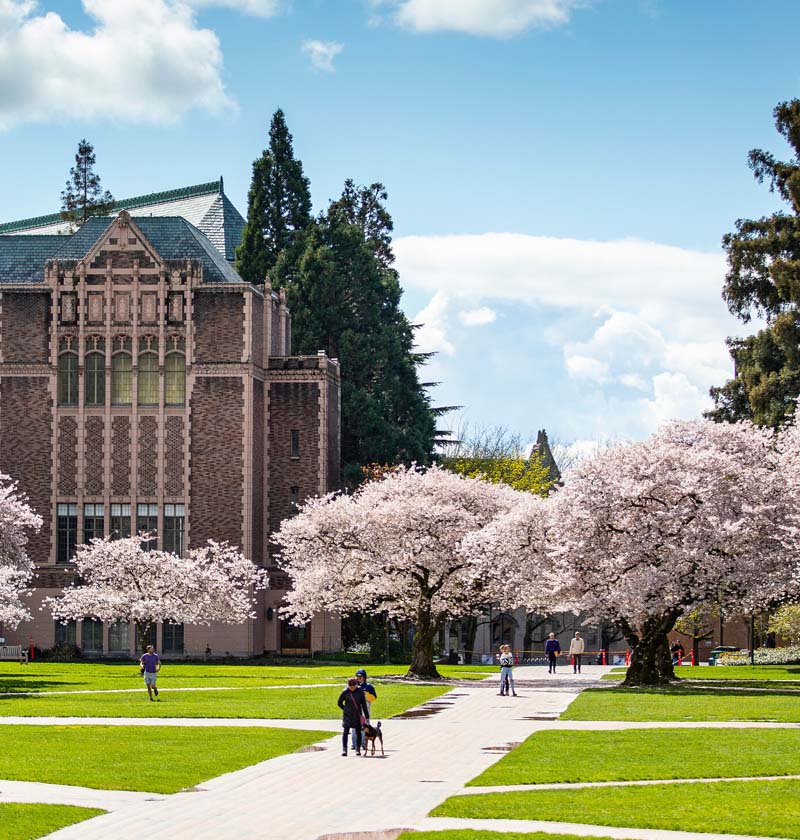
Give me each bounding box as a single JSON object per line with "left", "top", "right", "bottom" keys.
{"left": 337, "top": 678, "right": 369, "bottom": 756}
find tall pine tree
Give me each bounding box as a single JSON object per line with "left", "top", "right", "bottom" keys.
{"left": 235, "top": 109, "right": 312, "bottom": 281}
{"left": 708, "top": 100, "right": 800, "bottom": 427}
{"left": 60, "top": 139, "right": 114, "bottom": 227}
{"left": 277, "top": 184, "right": 436, "bottom": 486}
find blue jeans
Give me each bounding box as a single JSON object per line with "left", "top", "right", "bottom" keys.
{"left": 351, "top": 700, "right": 371, "bottom": 749}
{"left": 500, "top": 666, "right": 515, "bottom": 694}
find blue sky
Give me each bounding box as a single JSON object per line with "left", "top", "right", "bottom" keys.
{"left": 0, "top": 0, "right": 796, "bottom": 451}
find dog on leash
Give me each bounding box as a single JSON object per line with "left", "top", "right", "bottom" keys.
{"left": 361, "top": 721, "right": 384, "bottom": 756}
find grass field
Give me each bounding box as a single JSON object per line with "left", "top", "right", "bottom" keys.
{"left": 0, "top": 682, "right": 450, "bottom": 718}
{"left": 398, "top": 832, "right": 615, "bottom": 840}
{"left": 0, "top": 803, "right": 104, "bottom": 839}
{"left": 561, "top": 685, "right": 800, "bottom": 721}
{"left": 605, "top": 665, "right": 800, "bottom": 683}
{"left": 468, "top": 727, "right": 800, "bottom": 785}
{"left": 0, "top": 725, "right": 328, "bottom": 793}
{"left": 433, "top": 779, "right": 800, "bottom": 838}
{"left": 0, "top": 662, "right": 494, "bottom": 695}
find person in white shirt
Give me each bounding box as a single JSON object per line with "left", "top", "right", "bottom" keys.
{"left": 498, "top": 644, "right": 517, "bottom": 696}
{"left": 569, "top": 631, "right": 585, "bottom": 674}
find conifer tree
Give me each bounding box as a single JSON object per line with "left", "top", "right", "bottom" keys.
{"left": 60, "top": 139, "right": 114, "bottom": 227}
{"left": 708, "top": 100, "right": 800, "bottom": 427}
{"left": 278, "top": 184, "right": 436, "bottom": 486}
{"left": 236, "top": 109, "right": 312, "bottom": 281}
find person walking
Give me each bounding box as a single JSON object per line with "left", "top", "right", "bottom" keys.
{"left": 498, "top": 644, "right": 517, "bottom": 696}
{"left": 139, "top": 644, "right": 161, "bottom": 701}
{"left": 545, "top": 632, "right": 561, "bottom": 674}
{"left": 569, "top": 631, "right": 585, "bottom": 674}
{"left": 351, "top": 668, "right": 378, "bottom": 751}
{"left": 337, "top": 677, "right": 369, "bottom": 756}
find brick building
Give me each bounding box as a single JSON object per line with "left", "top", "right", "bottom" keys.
{"left": 0, "top": 184, "right": 341, "bottom": 657}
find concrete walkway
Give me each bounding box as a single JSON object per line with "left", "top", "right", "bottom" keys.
{"left": 0, "top": 665, "right": 790, "bottom": 840}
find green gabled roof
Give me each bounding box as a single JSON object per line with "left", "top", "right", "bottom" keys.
{"left": 0, "top": 179, "right": 224, "bottom": 235}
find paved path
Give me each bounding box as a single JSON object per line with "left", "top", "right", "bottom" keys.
{"left": 0, "top": 664, "right": 790, "bottom": 840}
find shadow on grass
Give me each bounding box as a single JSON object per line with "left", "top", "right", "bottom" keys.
{"left": 0, "top": 679, "right": 85, "bottom": 693}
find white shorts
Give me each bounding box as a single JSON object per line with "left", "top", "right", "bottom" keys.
{"left": 143, "top": 672, "right": 158, "bottom": 685}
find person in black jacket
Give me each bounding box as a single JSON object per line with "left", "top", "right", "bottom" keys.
{"left": 337, "top": 678, "right": 369, "bottom": 756}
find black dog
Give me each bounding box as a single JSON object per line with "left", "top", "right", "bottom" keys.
{"left": 361, "top": 721, "right": 384, "bottom": 756}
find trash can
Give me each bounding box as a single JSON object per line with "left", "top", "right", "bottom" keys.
{"left": 447, "top": 649, "right": 458, "bottom": 665}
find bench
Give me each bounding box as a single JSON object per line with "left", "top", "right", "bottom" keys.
{"left": 0, "top": 645, "right": 29, "bottom": 664}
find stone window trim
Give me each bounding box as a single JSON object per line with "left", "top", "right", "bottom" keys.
{"left": 57, "top": 352, "right": 78, "bottom": 406}
{"left": 290, "top": 429, "right": 300, "bottom": 459}
{"left": 84, "top": 351, "right": 105, "bottom": 407}
{"left": 111, "top": 351, "right": 132, "bottom": 406}
{"left": 137, "top": 351, "right": 159, "bottom": 406}
{"left": 56, "top": 502, "right": 78, "bottom": 565}
{"left": 165, "top": 352, "right": 186, "bottom": 406}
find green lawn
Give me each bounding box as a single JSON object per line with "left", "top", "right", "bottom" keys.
{"left": 398, "top": 833, "right": 615, "bottom": 840}
{"left": 0, "top": 662, "right": 491, "bottom": 695}
{"left": 604, "top": 665, "right": 800, "bottom": 682}
{"left": 562, "top": 686, "right": 800, "bottom": 721}
{"left": 432, "top": 779, "right": 800, "bottom": 838}
{"left": 0, "top": 803, "right": 104, "bottom": 839}
{"left": 469, "top": 728, "right": 800, "bottom": 785}
{"left": 0, "top": 725, "right": 327, "bottom": 793}
{"left": 0, "top": 682, "right": 450, "bottom": 718}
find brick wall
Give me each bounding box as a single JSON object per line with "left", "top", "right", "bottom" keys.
{"left": 164, "top": 416, "right": 184, "bottom": 497}
{"left": 111, "top": 417, "right": 131, "bottom": 496}
{"left": 270, "top": 299, "right": 282, "bottom": 355}
{"left": 0, "top": 377, "right": 52, "bottom": 564}
{"left": 251, "top": 379, "right": 264, "bottom": 565}
{"left": 267, "top": 380, "right": 320, "bottom": 537}
{"left": 251, "top": 294, "right": 263, "bottom": 369}
{"left": 85, "top": 417, "right": 104, "bottom": 496}
{"left": 326, "top": 377, "right": 341, "bottom": 493}
{"left": 193, "top": 291, "right": 244, "bottom": 363}
{"left": 57, "top": 417, "right": 77, "bottom": 496}
{"left": 190, "top": 377, "right": 244, "bottom": 547}
{"left": 0, "top": 292, "right": 50, "bottom": 364}
{"left": 138, "top": 416, "right": 158, "bottom": 496}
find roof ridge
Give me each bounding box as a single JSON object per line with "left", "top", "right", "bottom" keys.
{"left": 0, "top": 179, "right": 222, "bottom": 234}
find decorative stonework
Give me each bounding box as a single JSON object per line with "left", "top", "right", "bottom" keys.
{"left": 85, "top": 417, "right": 104, "bottom": 496}
{"left": 140, "top": 293, "right": 158, "bottom": 324}
{"left": 113, "top": 293, "right": 131, "bottom": 323}
{"left": 111, "top": 417, "right": 131, "bottom": 496}
{"left": 87, "top": 293, "right": 104, "bottom": 324}
{"left": 57, "top": 417, "right": 77, "bottom": 496}
{"left": 165, "top": 416, "right": 184, "bottom": 497}
{"left": 138, "top": 416, "right": 158, "bottom": 496}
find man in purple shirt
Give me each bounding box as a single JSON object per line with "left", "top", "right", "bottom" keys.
{"left": 139, "top": 645, "right": 161, "bottom": 701}
{"left": 545, "top": 633, "right": 561, "bottom": 674}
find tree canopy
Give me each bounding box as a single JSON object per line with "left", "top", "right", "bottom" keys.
{"left": 708, "top": 100, "right": 800, "bottom": 427}
{"left": 235, "top": 109, "right": 312, "bottom": 282}
{"left": 60, "top": 139, "right": 114, "bottom": 228}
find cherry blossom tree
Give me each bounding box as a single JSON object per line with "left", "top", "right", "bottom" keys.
{"left": 0, "top": 474, "right": 42, "bottom": 627}
{"left": 45, "top": 536, "right": 268, "bottom": 651}
{"left": 544, "top": 419, "right": 794, "bottom": 685}
{"left": 274, "top": 466, "right": 524, "bottom": 678}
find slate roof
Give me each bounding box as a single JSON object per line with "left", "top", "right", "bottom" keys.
{"left": 0, "top": 216, "right": 244, "bottom": 285}
{"left": 0, "top": 179, "right": 246, "bottom": 262}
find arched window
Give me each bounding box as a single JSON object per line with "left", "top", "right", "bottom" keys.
{"left": 165, "top": 353, "right": 185, "bottom": 406}
{"left": 138, "top": 352, "right": 159, "bottom": 406}
{"left": 111, "top": 353, "right": 132, "bottom": 405}
{"left": 57, "top": 353, "right": 78, "bottom": 406}
{"left": 84, "top": 352, "right": 105, "bottom": 406}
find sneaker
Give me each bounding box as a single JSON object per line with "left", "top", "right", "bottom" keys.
{"left": 355, "top": 750, "right": 361, "bottom": 756}
{"left": 341, "top": 751, "right": 347, "bottom": 756}
{"left": 154, "top": 687, "right": 158, "bottom": 696}
{"left": 512, "top": 692, "right": 518, "bottom": 697}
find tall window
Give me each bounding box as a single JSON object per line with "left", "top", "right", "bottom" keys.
{"left": 57, "top": 353, "right": 78, "bottom": 406}
{"left": 81, "top": 619, "right": 103, "bottom": 654}
{"left": 137, "top": 503, "right": 158, "bottom": 549}
{"left": 108, "top": 621, "right": 130, "bottom": 654}
{"left": 165, "top": 353, "right": 185, "bottom": 406}
{"left": 56, "top": 503, "right": 77, "bottom": 564}
{"left": 84, "top": 352, "right": 105, "bottom": 406}
{"left": 110, "top": 503, "right": 131, "bottom": 539}
{"left": 163, "top": 622, "right": 184, "bottom": 654}
{"left": 83, "top": 503, "right": 104, "bottom": 544}
{"left": 111, "top": 353, "right": 132, "bottom": 405}
{"left": 291, "top": 429, "right": 300, "bottom": 459}
{"left": 163, "top": 504, "right": 185, "bottom": 556}
{"left": 135, "top": 623, "right": 157, "bottom": 651}
{"left": 138, "top": 352, "right": 159, "bottom": 406}
{"left": 290, "top": 486, "right": 300, "bottom": 515}
{"left": 55, "top": 619, "right": 76, "bottom": 646}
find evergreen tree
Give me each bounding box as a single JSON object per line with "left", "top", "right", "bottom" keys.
{"left": 278, "top": 186, "right": 436, "bottom": 486}
{"left": 235, "top": 109, "right": 312, "bottom": 281}
{"left": 60, "top": 139, "right": 114, "bottom": 227}
{"left": 708, "top": 100, "right": 800, "bottom": 427}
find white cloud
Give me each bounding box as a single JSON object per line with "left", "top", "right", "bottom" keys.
{"left": 301, "top": 38, "right": 344, "bottom": 73}
{"left": 0, "top": 0, "right": 234, "bottom": 130}
{"left": 564, "top": 354, "right": 609, "bottom": 382}
{"left": 413, "top": 291, "right": 455, "bottom": 356}
{"left": 382, "top": 0, "right": 581, "bottom": 37}
{"left": 186, "top": 0, "right": 285, "bottom": 15}
{"left": 458, "top": 306, "right": 496, "bottom": 327}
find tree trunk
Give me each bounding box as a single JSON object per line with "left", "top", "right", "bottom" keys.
{"left": 407, "top": 605, "right": 440, "bottom": 679}
{"left": 622, "top": 613, "right": 679, "bottom": 686}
